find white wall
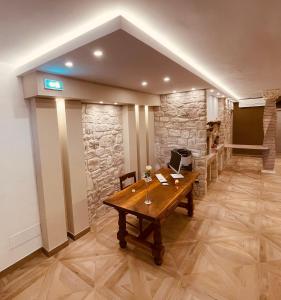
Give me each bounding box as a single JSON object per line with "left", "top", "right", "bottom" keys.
{"left": 0, "top": 63, "right": 41, "bottom": 271}
{"left": 207, "top": 95, "right": 218, "bottom": 121}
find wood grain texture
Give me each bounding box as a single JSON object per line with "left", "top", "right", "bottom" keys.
{"left": 104, "top": 168, "right": 199, "bottom": 220}
{"left": 1, "top": 156, "right": 281, "bottom": 299}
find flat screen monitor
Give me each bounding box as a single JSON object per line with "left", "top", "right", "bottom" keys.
{"left": 169, "top": 150, "right": 182, "bottom": 173}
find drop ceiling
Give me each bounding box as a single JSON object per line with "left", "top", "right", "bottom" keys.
{"left": 1, "top": 0, "right": 281, "bottom": 98}
{"left": 37, "top": 30, "right": 212, "bottom": 95}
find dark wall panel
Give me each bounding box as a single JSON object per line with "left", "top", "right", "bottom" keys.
{"left": 233, "top": 103, "right": 264, "bottom": 155}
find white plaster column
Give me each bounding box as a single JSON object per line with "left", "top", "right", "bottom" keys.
{"left": 122, "top": 104, "right": 155, "bottom": 179}
{"left": 122, "top": 105, "right": 138, "bottom": 176}
{"left": 136, "top": 105, "right": 148, "bottom": 178}
{"left": 30, "top": 98, "right": 68, "bottom": 254}
{"left": 146, "top": 106, "right": 156, "bottom": 168}
{"left": 56, "top": 99, "right": 90, "bottom": 238}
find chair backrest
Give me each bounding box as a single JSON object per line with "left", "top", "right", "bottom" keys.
{"left": 119, "top": 171, "right": 136, "bottom": 190}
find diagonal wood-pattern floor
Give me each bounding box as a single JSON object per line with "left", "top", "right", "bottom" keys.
{"left": 1, "top": 156, "right": 281, "bottom": 299}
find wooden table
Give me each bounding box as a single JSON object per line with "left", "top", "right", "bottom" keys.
{"left": 103, "top": 168, "right": 199, "bottom": 265}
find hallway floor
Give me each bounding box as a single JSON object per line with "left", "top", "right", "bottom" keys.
{"left": 1, "top": 156, "right": 281, "bottom": 300}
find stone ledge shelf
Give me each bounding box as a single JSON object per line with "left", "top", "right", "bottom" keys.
{"left": 224, "top": 144, "right": 269, "bottom": 150}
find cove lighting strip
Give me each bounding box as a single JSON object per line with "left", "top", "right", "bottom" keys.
{"left": 15, "top": 8, "right": 239, "bottom": 99}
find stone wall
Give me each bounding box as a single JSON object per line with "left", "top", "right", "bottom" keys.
{"left": 154, "top": 90, "right": 207, "bottom": 197}
{"left": 82, "top": 104, "right": 125, "bottom": 223}
{"left": 218, "top": 98, "right": 233, "bottom": 159}
{"left": 262, "top": 89, "right": 281, "bottom": 171}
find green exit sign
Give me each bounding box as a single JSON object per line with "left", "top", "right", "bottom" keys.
{"left": 44, "top": 79, "right": 64, "bottom": 91}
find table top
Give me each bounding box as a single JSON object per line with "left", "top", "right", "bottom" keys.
{"left": 103, "top": 168, "right": 199, "bottom": 220}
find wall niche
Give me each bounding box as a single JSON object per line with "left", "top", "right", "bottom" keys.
{"left": 82, "top": 104, "right": 125, "bottom": 223}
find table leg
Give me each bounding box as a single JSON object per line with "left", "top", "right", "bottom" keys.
{"left": 117, "top": 211, "right": 127, "bottom": 248}
{"left": 152, "top": 221, "right": 165, "bottom": 265}
{"left": 187, "top": 191, "right": 193, "bottom": 217}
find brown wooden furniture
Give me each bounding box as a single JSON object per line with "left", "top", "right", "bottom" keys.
{"left": 119, "top": 171, "right": 142, "bottom": 232}
{"left": 104, "top": 168, "right": 199, "bottom": 265}
{"left": 119, "top": 171, "right": 137, "bottom": 190}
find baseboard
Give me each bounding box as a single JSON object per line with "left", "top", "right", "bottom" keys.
{"left": 0, "top": 248, "right": 42, "bottom": 278}
{"left": 67, "top": 227, "right": 90, "bottom": 241}
{"left": 0, "top": 240, "right": 71, "bottom": 278}
{"left": 41, "top": 240, "right": 69, "bottom": 257}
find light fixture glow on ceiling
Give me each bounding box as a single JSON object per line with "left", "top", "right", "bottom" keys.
{"left": 114, "top": 102, "right": 118, "bottom": 105}
{"left": 163, "top": 76, "right": 170, "bottom": 82}
{"left": 216, "top": 92, "right": 221, "bottom": 96}
{"left": 191, "top": 87, "right": 195, "bottom": 91}
{"left": 99, "top": 101, "right": 103, "bottom": 104}
{"left": 15, "top": 9, "right": 120, "bottom": 68}
{"left": 141, "top": 81, "right": 148, "bottom": 86}
{"left": 210, "top": 89, "right": 214, "bottom": 93}
{"left": 172, "top": 90, "right": 176, "bottom": 93}
{"left": 121, "top": 9, "right": 239, "bottom": 99}
{"left": 93, "top": 50, "right": 103, "bottom": 57}
{"left": 65, "top": 61, "right": 73, "bottom": 68}
{"left": 15, "top": 10, "right": 239, "bottom": 99}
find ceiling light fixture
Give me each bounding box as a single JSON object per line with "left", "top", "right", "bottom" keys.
{"left": 210, "top": 89, "right": 214, "bottom": 93}
{"left": 99, "top": 101, "right": 103, "bottom": 104}
{"left": 141, "top": 81, "right": 148, "bottom": 86}
{"left": 65, "top": 61, "right": 73, "bottom": 68}
{"left": 163, "top": 76, "right": 170, "bottom": 82}
{"left": 114, "top": 102, "right": 118, "bottom": 105}
{"left": 172, "top": 90, "right": 177, "bottom": 93}
{"left": 94, "top": 50, "right": 103, "bottom": 57}
{"left": 191, "top": 87, "right": 195, "bottom": 91}
{"left": 216, "top": 92, "right": 221, "bottom": 96}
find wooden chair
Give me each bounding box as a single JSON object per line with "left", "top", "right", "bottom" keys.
{"left": 119, "top": 171, "right": 144, "bottom": 233}
{"left": 119, "top": 171, "right": 136, "bottom": 190}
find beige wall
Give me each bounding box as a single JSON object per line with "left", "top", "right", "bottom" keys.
{"left": 22, "top": 71, "right": 160, "bottom": 106}
{"left": 0, "top": 63, "right": 41, "bottom": 272}
{"left": 58, "top": 100, "right": 89, "bottom": 235}
{"left": 136, "top": 105, "right": 148, "bottom": 178}
{"left": 122, "top": 105, "right": 138, "bottom": 174}
{"left": 30, "top": 98, "right": 68, "bottom": 251}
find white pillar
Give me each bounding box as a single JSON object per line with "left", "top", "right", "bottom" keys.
{"left": 30, "top": 98, "right": 68, "bottom": 254}
{"left": 122, "top": 105, "right": 138, "bottom": 175}
{"left": 56, "top": 99, "right": 90, "bottom": 239}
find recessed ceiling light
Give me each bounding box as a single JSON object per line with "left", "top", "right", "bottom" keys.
{"left": 99, "top": 101, "right": 103, "bottom": 104}
{"left": 114, "top": 102, "right": 118, "bottom": 105}
{"left": 141, "top": 81, "right": 148, "bottom": 86}
{"left": 163, "top": 76, "right": 170, "bottom": 82}
{"left": 65, "top": 61, "right": 73, "bottom": 68}
{"left": 222, "top": 94, "right": 225, "bottom": 97}
{"left": 191, "top": 87, "right": 195, "bottom": 91}
{"left": 210, "top": 89, "right": 214, "bottom": 93}
{"left": 93, "top": 50, "right": 103, "bottom": 57}
{"left": 216, "top": 92, "right": 221, "bottom": 96}
{"left": 172, "top": 90, "right": 177, "bottom": 93}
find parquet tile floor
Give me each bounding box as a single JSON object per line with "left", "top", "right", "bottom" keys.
{"left": 1, "top": 156, "right": 281, "bottom": 299}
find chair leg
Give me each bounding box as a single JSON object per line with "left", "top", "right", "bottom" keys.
{"left": 138, "top": 217, "right": 143, "bottom": 234}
